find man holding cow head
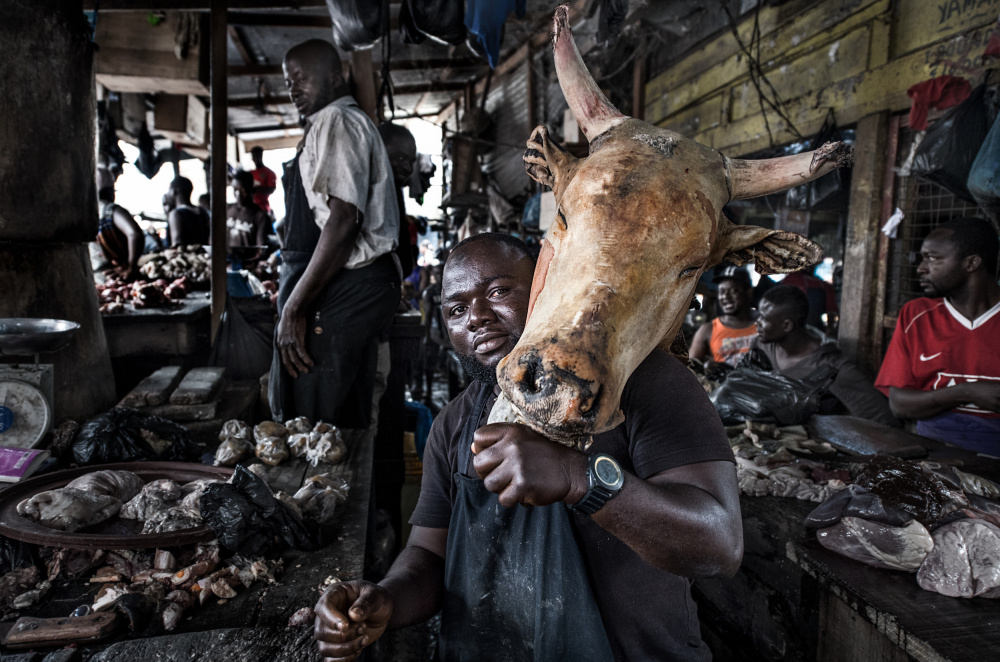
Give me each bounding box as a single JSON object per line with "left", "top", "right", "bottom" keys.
{"left": 313, "top": 233, "right": 742, "bottom": 661}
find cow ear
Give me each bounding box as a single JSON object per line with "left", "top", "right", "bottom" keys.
{"left": 710, "top": 221, "right": 824, "bottom": 275}
{"left": 524, "top": 125, "right": 578, "bottom": 191}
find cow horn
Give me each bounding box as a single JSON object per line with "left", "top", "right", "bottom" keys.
{"left": 728, "top": 141, "right": 854, "bottom": 201}
{"left": 553, "top": 5, "right": 627, "bottom": 142}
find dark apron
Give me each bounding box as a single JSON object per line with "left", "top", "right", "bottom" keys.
{"left": 439, "top": 385, "right": 615, "bottom": 662}
{"left": 269, "top": 154, "right": 399, "bottom": 427}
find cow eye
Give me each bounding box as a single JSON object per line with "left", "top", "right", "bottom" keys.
{"left": 679, "top": 266, "right": 700, "bottom": 278}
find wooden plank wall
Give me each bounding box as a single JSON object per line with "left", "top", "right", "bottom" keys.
{"left": 644, "top": 0, "right": 998, "bottom": 158}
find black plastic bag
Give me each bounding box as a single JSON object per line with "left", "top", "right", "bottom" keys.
{"left": 0, "top": 535, "right": 39, "bottom": 576}
{"left": 804, "top": 484, "right": 912, "bottom": 529}
{"left": 209, "top": 296, "right": 274, "bottom": 381}
{"left": 325, "top": 0, "right": 383, "bottom": 51}
{"left": 200, "top": 465, "right": 319, "bottom": 557}
{"left": 912, "top": 84, "right": 991, "bottom": 201}
{"left": 968, "top": 113, "right": 1000, "bottom": 222}
{"left": 403, "top": 0, "right": 465, "bottom": 46}
{"left": 72, "top": 407, "right": 201, "bottom": 465}
{"left": 398, "top": 0, "right": 426, "bottom": 45}
{"left": 710, "top": 361, "right": 836, "bottom": 426}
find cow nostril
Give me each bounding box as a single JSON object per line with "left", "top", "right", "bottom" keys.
{"left": 517, "top": 352, "right": 544, "bottom": 395}
{"left": 578, "top": 384, "right": 602, "bottom": 415}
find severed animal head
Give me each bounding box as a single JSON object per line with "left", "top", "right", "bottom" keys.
{"left": 491, "top": 5, "right": 853, "bottom": 447}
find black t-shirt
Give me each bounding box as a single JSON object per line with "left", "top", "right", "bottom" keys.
{"left": 411, "top": 349, "right": 736, "bottom": 661}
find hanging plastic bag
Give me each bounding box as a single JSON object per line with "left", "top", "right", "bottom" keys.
{"left": 72, "top": 407, "right": 201, "bottom": 465}
{"left": 403, "top": 0, "right": 465, "bottom": 46}
{"left": 968, "top": 113, "right": 1000, "bottom": 222}
{"left": 200, "top": 465, "right": 319, "bottom": 557}
{"left": 911, "top": 84, "right": 991, "bottom": 201}
{"left": 324, "top": 0, "right": 383, "bottom": 51}
{"left": 209, "top": 296, "right": 273, "bottom": 381}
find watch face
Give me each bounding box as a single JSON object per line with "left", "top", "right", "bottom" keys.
{"left": 593, "top": 456, "right": 623, "bottom": 488}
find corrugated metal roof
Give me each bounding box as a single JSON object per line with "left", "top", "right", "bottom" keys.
{"left": 483, "top": 61, "right": 530, "bottom": 200}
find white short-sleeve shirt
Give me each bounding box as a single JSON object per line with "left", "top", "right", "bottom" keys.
{"left": 298, "top": 95, "right": 399, "bottom": 269}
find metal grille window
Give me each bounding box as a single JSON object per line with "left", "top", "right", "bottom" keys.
{"left": 885, "top": 127, "right": 986, "bottom": 317}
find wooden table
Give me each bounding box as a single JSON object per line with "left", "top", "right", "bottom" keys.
{"left": 101, "top": 298, "right": 212, "bottom": 359}
{"left": 1, "top": 428, "right": 373, "bottom": 662}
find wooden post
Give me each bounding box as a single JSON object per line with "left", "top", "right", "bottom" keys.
{"left": 838, "top": 111, "right": 889, "bottom": 376}
{"left": 351, "top": 50, "right": 377, "bottom": 122}
{"left": 210, "top": 0, "right": 228, "bottom": 341}
{"left": 632, "top": 49, "right": 647, "bottom": 121}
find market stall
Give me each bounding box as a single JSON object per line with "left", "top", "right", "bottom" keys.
{"left": 694, "top": 418, "right": 1000, "bottom": 662}
{"left": 0, "top": 424, "right": 373, "bottom": 661}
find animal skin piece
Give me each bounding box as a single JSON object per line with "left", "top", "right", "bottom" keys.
{"left": 816, "top": 516, "right": 934, "bottom": 571}
{"left": 489, "top": 5, "right": 852, "bottom": 446}
{"left": 120, "top": 479, "right": 183, "bottom": 521}
{"left": 179, "top": 479, "right": 222, "bottom": 516}
{"left": 17, "top": 488, "right": 122, "bottom": 532}
{"left": 917, "top": 519, "right": 1000, "bottom": 598}
{"left": 66, "top": 470, "right": 145, "bottom": 502}
{"left": 141, "top": 506, "right": 202, "bottom": 534}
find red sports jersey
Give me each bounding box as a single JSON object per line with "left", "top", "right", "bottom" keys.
{"left": 251, "top": 165, "right": 277, "bottom": 212}
{"left": 876, "top": 297, "right": 1000, "bottom": 418}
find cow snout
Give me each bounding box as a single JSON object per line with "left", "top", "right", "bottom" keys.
{"left": 498, "top": 347, "right": 611, "bottom": 437}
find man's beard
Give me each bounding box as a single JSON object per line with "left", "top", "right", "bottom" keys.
{"left": 458, "top": 352, "right": 499, "bottom": 386}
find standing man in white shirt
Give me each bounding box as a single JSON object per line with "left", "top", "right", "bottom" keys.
{"left": 270, "top": 39, "right": 401, "bottom": 428}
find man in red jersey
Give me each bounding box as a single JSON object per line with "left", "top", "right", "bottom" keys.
{"left": 876, "top": 218, "right": 1000, "bottom": 453}
{"left": 249, "top": 146, "right": 277, "bottom": 214}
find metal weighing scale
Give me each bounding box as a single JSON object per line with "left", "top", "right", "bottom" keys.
{"left": 0, "top": 318, "right": 80, "bottom": 449}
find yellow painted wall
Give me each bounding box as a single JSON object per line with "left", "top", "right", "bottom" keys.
{"left": 645, "top": 0, "right": 998, "bottom": 156}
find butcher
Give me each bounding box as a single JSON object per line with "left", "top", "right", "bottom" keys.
{"left": 876, "top": 217, "right": 1000, "bottom": 452}
{"left": 269, "top": 38, "right": 401, "bottom": 428}
{"left": 312, "top": 233, "right": 743, "bottom": 661}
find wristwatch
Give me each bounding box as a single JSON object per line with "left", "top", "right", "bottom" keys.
{"left": 568, "top": 453, "right": 624, "bottom": 516}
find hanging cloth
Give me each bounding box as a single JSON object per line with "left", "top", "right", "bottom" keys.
{"left": 465, "top": 0, "right": 526, "bottom": 68}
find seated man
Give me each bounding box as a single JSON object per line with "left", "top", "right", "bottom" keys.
{"left": 313, "top": 233, "right": 742, "bottom": 661}
{"left": 166, "top": 177, "right": 210, "bottom": 247}
{"left": 96, "top": 186, "right": 144, "bottom": 280}
{"left": 690, "top": 264, "right": 758, "bottom": 368}
{"left": 876, "top": 218, "right": 1000, "bottom": 452}
{"left": 753, "top": 285, "right": 898, "bottom": 426}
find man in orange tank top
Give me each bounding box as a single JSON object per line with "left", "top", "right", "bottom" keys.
{"left": 691, "top": 265, "right": 758, "bottom": 369}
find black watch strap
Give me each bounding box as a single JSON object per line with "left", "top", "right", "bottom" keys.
{"left": 568, "top": 454, "right": 624, "bottom": 516}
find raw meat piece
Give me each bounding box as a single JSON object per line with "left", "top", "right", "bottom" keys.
{"left": 215, "top": 437, "right": 253, "bottom": 466}
{"left": 289, "top": 606, "right": 315, "bottom": 627}
{"left": 17, "top": 488, "right": 122, "bottom": 532}
{"left": 284, "top": 416, "right": 313, "bottom": 434}
{"left": 254, "top": 420, "right": 288, "bottom": 443}
{"left": 306, "top": 431, "right": 347, "bottom": 466}
{"left": 179, "top": 479, "right": 221, "bottom": 515}
{"left": 805, "top": 484, "right": 913, "bottom": 529}
{"left": 736, "top": 460, "right": 844, "bottom": 502}
{"left": 141, "top": 507, "right": 203, "bottom": 534}
{"left": 66, "top": 470, "right": 145, "bottom": 502}
{"left": 256, "top": 437, "right": 289, "bottom": 466}
{"left": 120, "top": 479, "right": 183, "bottom": 521}
{"left": 816, "top": 517, "right": 933, "bottom": 571}
{"left": 856, "top": 455, "right": 967, "bottom": 526}
{"left": 917, "top": 520, "right": 1000, "bottom": 598}
{"left": 219, "top": 419, "right": 251, "bottom": 443}
{"left": 287, "top": 432, "right": 318, "bottom": 459}
{"left": 246, "top": 463, "right": 270, "bottom": 486}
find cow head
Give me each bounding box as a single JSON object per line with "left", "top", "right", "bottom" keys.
{"left": 489, "top": 5, "right": 853, "bottom": 447}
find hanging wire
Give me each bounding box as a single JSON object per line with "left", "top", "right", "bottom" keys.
{"left": 377, "top": 0, "right": 395, "bottom": 119}
{"left": 720, "top": 0, "right": 805, "bottom": 145}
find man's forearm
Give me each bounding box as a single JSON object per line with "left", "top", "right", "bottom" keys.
{"left": 379, "top": 545, "right": 445, "bottom": 629}
{"left": 589, "top": 473, "right": 742, "bottom": 578}
{"left": 889, "top": 385, "right": 970, "bottom": 419}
